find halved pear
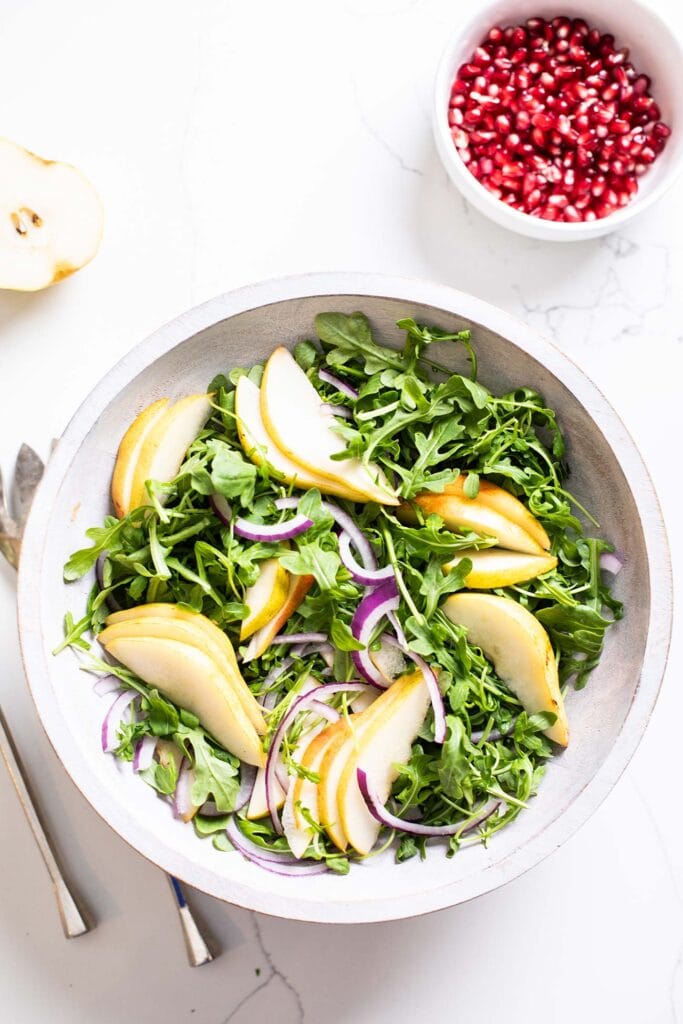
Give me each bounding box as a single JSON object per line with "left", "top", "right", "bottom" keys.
{"left": 128, "top": 393, "right": 213, "bottom": 512}
{"left": 103, "top": 604, "right": 266, "bottom": 735}
{"left": 338, "top": 670, "right": 430, "bottom": 855}
{"left": 243, "top": 573, "right": 314, "bottom": 662}
{"left": 240, "top": 558, "right": 290, "bottom": 641}
{"left": 235, "top": 376, "right": 367, "bottom": 502}
{"left": 260, "top": 347, "right": 398, "bottom": 506}
{"left": 442, "top": 593, "right": 568, "bottom": 746}
{"left": 100, "top": 634, "right": 265, "bottom": 765}
{"left": 401, "top": 492, "right": 544, "bottom": 556}
{"left": 444, "top": 476, "right": 551, "bottom": 551}
{"left": 111, "top": 399, "right": 169, "bottom": 518}
{"left": 0, "top": 137, "right": 103, "bottom": 291}
{"left": 445, "top": 549, "right": 558, "bottom": 589}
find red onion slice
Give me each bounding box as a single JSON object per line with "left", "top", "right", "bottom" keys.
{"left": 318, "top": 368, "right": 359, "bottom": 401}
{"left": 133, "top": 735, "right": 157, "bottom": 772}
{"left": 339, "top": 531, "right": 395, "bottom": 587}
{"left": 320, "top": 501, "right": 377, "bottom": 570}
{"left": 322, "top": 403, "right": 353, "bottom": 420}
{"left": 599, "top": 551, "right": 623, "bottom": 575}
{"left": 235, "top": 763, "right": 258, "bottom": 812}
{"left": 210, "top": 493, "right": 232, "bottom": 526}
{"left": 225, "top": 817, "right": 328, "bottom": 875}
{"left": 95, "top": 553, "right": 122, "bottom": 613}
{"left": 101, "top": 690, "right": 137, "bottom": 753}
{"left": 271, "top": 632, "right": 328, "bottom": 645}
{"left": 357, "top": 768, "right": 500, "bottom": 837}
{"left": 93, "top": 674, "right": 122, "bottom": 697}
{"left": 351, "top": 579, "right": 400, "bottom": 687}
{"left": 173, "top": 759, "right": 197, "bottom": 819}
{"left": 233, "top": 513, "right": 313, "bottom": 542}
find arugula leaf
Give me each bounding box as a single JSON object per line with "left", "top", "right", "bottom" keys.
{"left": 280, "top": 542, "right": 340, "bottom": 590}
{"left": 315, "top": 312, "right": 403, "bottom": 375}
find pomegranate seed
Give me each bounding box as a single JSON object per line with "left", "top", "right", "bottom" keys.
{"left": 653, "top": 122, "right": 671, "bottom": 141}
{"left": 488, "top": 26, "right": 504, "bottom": 43}
{"left": 495, "top": 114, "right": 512, "bottom": 133}
{"left": 611, "top": 118, "right": 631, "bottom": 134}
{"left": 633, "top": 74, "right": 650, "bottom": 95}
{"left": 474, "top": 46, "right": 492, "bottom": 65}
{"left": 564, "top": 204, "right": 582, "bottom": 221}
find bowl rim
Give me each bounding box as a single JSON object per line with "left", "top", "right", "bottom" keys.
{"left": 432, "top": 0, "right": 683, "bottom": 241}
{"left": 17, "top": 272, "right": 673, "bottom": 923}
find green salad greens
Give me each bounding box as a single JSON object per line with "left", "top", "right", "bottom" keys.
{"left": 58, "top": 311, "right": 622, "bottom": 872}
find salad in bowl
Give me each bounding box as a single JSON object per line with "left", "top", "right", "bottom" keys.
{"left": 56, "top": 310, "right": 621, "bottom": 877}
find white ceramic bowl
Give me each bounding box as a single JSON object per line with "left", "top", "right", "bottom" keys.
{"left": 433, "top": 0, "right": 683, "bottom": 240}
{"left": 17, "top": 274, "right": 671, "bottom": 923}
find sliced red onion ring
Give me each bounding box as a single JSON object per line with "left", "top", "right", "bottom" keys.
{"left": 225, "top": 817, "right": 328, "bottom": 875}
{"left": 265, "top": 681, "right": 377, "bottom": 833}
{"left": 210, "top": 493, "right": 232, "bottom": 526}
{"left": 234, "top": 513, "right": 312, "bottom": 542}
{"left": 381, "top": 634, "right": 446, "bottom": 744}
{"left": 301, "top": 641, "right": 335, "bottom": 668}
{"left": 322, "top": 403, "right": 353, "bottom": 420}
{"left": 101, "top": 690, "right": 137, "bottom": 753}
{"left": 387, "top": 608, "right": 407, "bottom": 649}
{"left": 599, "top": 551, "right": 623, "bottom": 575}
{"left": 133, "top": 735, "right": 157, "bottom": 772}
{"left": 357, "top": 768, "right": 501, "bottom": 837}
{"left": 173, "top": 759, "right": 197, "bottom": 819}
{"left": 95, "top": 553, "right": 122, "bottom": 613}
{"left": 351, "top": 579, "right": 400, "bottom": 687}
{"left": 339, "top": 531, "right": 395, "bottom": 587}
{"left": 318, "top": 368, "right": 359, "bottom": 401}
{"left": 271, "top": 632, "right": 328, "bottom": 645}
{"left": 235, "top": 763, "right": 258, "bottom": 811}
{"left": 258, "top": 656, "right": 294, "bottom": 708}
{"left": 93, "top": 674, "right": 122, "bottom": 697}
{"left": 321, "top": 501, "right": 377, "bottom": 570}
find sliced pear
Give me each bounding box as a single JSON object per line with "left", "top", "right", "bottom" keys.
{"left": 282, "top": 725, "right": 337, "bottom": 858}
{"left": 445, "top": 549, "right": 558, "bottom": 589}
{"left": 401, "top": 492, "right": 544, "bottom": 556}
{"left": 243, "top": 573, "right": 314, "bottom": 662}
{"left": 442, "top": 593, "right": 568, "bottom": 746}
{"left": 98, "top": 616, "right": 267, "bottom": 737}
{"left": 128, "top": 393, "right": 213, "bottom": 512}
{"left": 101, "top": 635, "right": 265, "bottom": 765}
{"left": 444, "top": 476, "right": 551, "bottom": 551}
{"left": 260, "top": 347, "right": 398, "bottom": 506}
{"left": 317, "top": 676, "right": 419, "bottom": 852}
{"left": 246, "top": 764, "right": 286, "bottom": 820}
{"left": 235, "top": 376, "right": 367, "bottom": 502}
{"left": 103, "top": 604, "right": 266, "bottom": 735}
{"left": 111, "top": 399, "right": 169, "bottom": 518}
{"left": 338, "top": 670, "right": 430, "bottom": 855}
{"left": 240, "top": 558, "right": 289, "bottom": 640}
{"left": 0, "top": 137, "right": 103, "bottom": 291}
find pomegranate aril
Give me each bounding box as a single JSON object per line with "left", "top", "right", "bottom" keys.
{"left": 487, "top": 26, "right": 504, "bottom": 43}
{"left": 632, "top": 74, "right": 650, "bottom": 96}
{"left": 653, "top": 122, "right": 671, "bottom": 141}
{"left": 563, "top": 204, "right": 582, "bottom": 221}
{"left": 473, "top": 46, "right": 492, "bottom": 65}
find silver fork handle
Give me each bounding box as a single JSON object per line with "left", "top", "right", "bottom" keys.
{"left": 0, "top": 706, "right": 89, "bottom": 937}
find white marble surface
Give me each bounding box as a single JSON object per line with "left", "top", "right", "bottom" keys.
{"left": 1, "top": 0, "right": 682, "bottom": 1020}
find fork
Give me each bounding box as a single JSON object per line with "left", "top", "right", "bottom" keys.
{"left": 0, "top": 446, "right": 215, "bottom": 965}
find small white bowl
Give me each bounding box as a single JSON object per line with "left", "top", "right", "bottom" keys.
{"left": 433, "top": 0, "right": 683, "bottom": 240}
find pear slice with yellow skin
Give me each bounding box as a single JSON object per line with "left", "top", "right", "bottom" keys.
{"left": 246, "top": 765, "right": 286, "bottom": 820}
{"left": 101, "top": 634, "right": 265, "bottom": 765}
{"left": 98, "top": 616, "right": 267, "bottom": 738}
{"left": 111, "top": 399, "right": 169, "bottom": 518}
{"left": 128, "top": 393, "right": 213, "bottom": 512}
{"left": 444, "top": 548, "right": 558, "bottom": 589}
{"left": 401, "top": 492, "right": 544, "bottom": 556}
{"left": 243, "top": 573, "right": 314, "bottom": 662}
{"left": 240, "top": 558, "right": 289, "bottom": 640}
{"left": 260, "top": 347, "right": 398, "bottom": 506}
{"left": 442, "top": 593, "right": 568, "bottom": 746}
{"left": 317, "top": 676, "right": 419, "bottom": 852}
{"left": 235, "top": 376, "right": 368, "bottom": 503}
{"left": 0, "top": 137, "right": 103, "bottom": 291}
{"left": 443, "top": 475, "right": 551, "bottom": 551}
{"left": 104, "top": 604, "right": 266, "bottom": 735}
{"left": 337, "top": 670, "right": 430, "bottom": 855}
